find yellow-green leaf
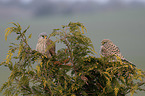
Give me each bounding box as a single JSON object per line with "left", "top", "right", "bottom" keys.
{"left": 78, "top": 73, "right": 82, "bottom": 76}
{"left": 114, "top": 87, "right": 119, "bottom": 96}
{"left": 43, "top": 80, "right": 47, "bottom": 88}
{"left": 59, "top": 90, "right": 62, "bottom": 93}
{"left": 40, "top": 61, "right": 43, "bottom": 68}
{"left": 5, "top": 28, "right": 10, "bottom": 41}
{"left": 36, "top": 65, "right": 40, "bottom": 76}
{"left": 71, "top": 94, "right": 76, "bottom": 96}
{"left": 17, "top": 45, "right": 22, "bottom": 57}
{"left": 28, "top": 33, "right": 32, "bottom": 39}
{"left": 81, "top": 26, "right": 84, "bottom": 34}
{"left": 10, "top": 22, "right": 18, "bottom": 27}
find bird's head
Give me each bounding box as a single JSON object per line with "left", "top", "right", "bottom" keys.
{"left": 101, "top": 39, "right": 112, "bottom": 45}
{"left": 38, "top": 32, "right": 48, "bottom": 40}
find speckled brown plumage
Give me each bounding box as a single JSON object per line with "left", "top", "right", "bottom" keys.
{"left": 100, "top": 39, "right": 135, "bottom": 66}
{"left": 36, "top": 32, "right": 55, "bottom": 58}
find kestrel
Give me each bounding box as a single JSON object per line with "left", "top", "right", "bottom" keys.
{"left": 36, "top": 32, "right": 55, "bottom": 58}
{"left": 100, "top": 39, "right": 135, "bottom": 66}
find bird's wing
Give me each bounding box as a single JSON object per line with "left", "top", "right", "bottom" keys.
{"left": 100, "top": 45, "right": 108, "bottom": 57}
{"left": 110, "top": 43, "right": 121, "bottom": 55}
{"left": 101, "top": 42, "right": 121, "bottom": 57}
{"left": 46, "top": 38, "right": 55, "bottom": 56}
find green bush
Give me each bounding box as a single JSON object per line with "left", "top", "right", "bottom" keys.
{"left": 0, "top": 22, "right": 145, "bottom": 96}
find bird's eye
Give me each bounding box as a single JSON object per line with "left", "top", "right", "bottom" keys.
{"left": 102, "top": 42, "right": 105, "bottom": 45}
{"left": 42, "top": 35, "right": 44, "bottom": 38}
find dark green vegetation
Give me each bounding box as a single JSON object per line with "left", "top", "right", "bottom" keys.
{"left": 0, "top": 22, "right": 145, "bottom": 96}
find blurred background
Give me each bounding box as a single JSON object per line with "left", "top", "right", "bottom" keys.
{"left": 0, "top": 0, "right": 145, "bottom": 95}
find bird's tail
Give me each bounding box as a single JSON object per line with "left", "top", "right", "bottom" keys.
{"left": 121, "top": 58, "right": 136, "bottom": 67}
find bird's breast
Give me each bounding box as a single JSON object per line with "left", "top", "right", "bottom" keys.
{"left": 36, "top": 39, "right": 47, "bottom": 55}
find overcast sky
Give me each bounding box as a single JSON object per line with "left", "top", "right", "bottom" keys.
{"left": 1, "top": 0, "right": 145, "bottom": 4}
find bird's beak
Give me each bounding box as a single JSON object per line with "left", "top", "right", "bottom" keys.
{"left": 44, "top": 36, "right": 47, "bottom": 39}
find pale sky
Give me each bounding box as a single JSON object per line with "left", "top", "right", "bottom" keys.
{"left": 21, "top": 0, "right": 145, "bottom": 3}
{"left": 1, "top": 0, "right": 145, "bottom": 4}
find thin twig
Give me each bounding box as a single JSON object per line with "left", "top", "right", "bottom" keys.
{"left": 61, "top": 27, "right": 77, "bottom": 75}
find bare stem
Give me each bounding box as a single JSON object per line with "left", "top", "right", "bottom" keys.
{"left": 62, "top": 27, "right": 77, "bottom": 75}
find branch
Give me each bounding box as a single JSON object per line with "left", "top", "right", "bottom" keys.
{"left": 61, "top": 28, "right": 77, "bottom": 75}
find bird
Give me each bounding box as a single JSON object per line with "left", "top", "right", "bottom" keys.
{"left": 36, "top": 32, "right": 55, "bottom": 58}
{"left": 100, "top": 39, "right": 135, "bottom": 66}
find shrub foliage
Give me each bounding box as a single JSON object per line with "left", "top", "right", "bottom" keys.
{"left": 0, "top": 22, "right": 145, "bottom": 96}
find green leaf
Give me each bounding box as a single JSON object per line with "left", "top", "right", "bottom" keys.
{"left": 60, "top": 65, "right": 72, "bottom": 69}
{"left": 28, "top": 33, "right": 32, "bottom": 39}
{"left": 16, "top": 35, "right": 21, "bottom": 40}
{"left": 36, "top": 65, "right": 41, "bottom": 77}
{"left": 17, "top": 23, "right": 22, "bottom": 31}
{"left": 13, "top": 56, "right": 18, "bottom": 59}
{"left": 17, "top": 44, "right": 23, "bottom": 57}
{"left": 23, "top": 25, "right": 30, "bottom": 34}
{"left": 10, "top": 22, "right": 18, "bottom": 27}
